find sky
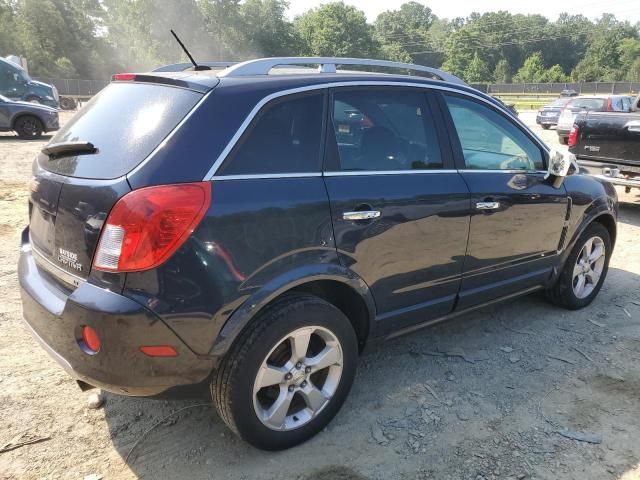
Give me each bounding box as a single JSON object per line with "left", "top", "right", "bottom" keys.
{"left": 286, "top": 0, "right": 640, "bottom": 23}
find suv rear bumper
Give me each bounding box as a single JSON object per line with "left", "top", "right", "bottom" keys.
{"left": 18, "top": 229, "right": 214, "bottom": 396}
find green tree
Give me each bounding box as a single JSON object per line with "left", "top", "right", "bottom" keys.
{"left": 238, "top": 0, "right": 298, "bottom": 57}
{"left": 539, "top": 64, "right": 569, "bottom": 82}
{"left": 295, "top": 2, "right": 379, "bottom": 58}
{"left": 513, "top": 52, "right": 546, "bottom": 83}
{"left": 493, "top": 59, "right": 511, "bottom": 83}
{"left": 464, "top": 52, "right": 490, "bottom": 82}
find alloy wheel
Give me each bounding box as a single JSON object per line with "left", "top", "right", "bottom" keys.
{"left": 252, "top": 326, "right": 343, "bottom": 431}
{"left": 572, "top": 236, "right": 605, "bottom": 299}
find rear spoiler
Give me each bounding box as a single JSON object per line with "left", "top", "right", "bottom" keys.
{"left": 111, "top": 72, "right": 218, "bottom": 94}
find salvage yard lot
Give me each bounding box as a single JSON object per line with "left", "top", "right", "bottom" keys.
{"left": 1, "top": 111, "right": 640, "bottom": 480}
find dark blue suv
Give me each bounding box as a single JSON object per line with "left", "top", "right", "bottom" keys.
{"left": 18, "top": 57, "right": 618, "bottom": 450}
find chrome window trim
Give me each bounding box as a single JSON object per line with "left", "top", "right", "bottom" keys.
{"left": 212, "top": 172, "right": 322, "bottom": 181}
{"left": 203, "top": 81, "right": 549, "bottom": 181}
{"left": 324, "top": 169, "right": 459, "bottom": 176}
{"left": 31, "top": 244, "right": 85, "bottom": 289}
{"left": 458, "top": 169, "right": 548, "bottom": 175}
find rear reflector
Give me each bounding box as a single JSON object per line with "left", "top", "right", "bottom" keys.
{"left": 81, "top": 326, "right": 101, "bottom": 354}
{"left": 568, "top": 125, "right": 579, "bottom": 147}
{"left": 93, "top": 182, "right": 211, "bottom": 272}
{"left": 140, "top": 345, "right": 178, "bottom": 357}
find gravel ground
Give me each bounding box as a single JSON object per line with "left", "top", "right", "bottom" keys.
{"left": 1, "top": 110, "right": 640, "bottom": 480}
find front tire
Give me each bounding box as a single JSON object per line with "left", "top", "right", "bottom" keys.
{"left": 547, "top": 222, "right": 611, "bottom": 309}
{"left": 212, "top": 294, "right": 358, "bottom": 450}
{"left": 14, "top": 116, "right": 44, "bottom": 139}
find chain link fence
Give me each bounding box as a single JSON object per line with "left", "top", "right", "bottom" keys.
{"left": 33, "top": 77, "right": 108, "bottom": 97}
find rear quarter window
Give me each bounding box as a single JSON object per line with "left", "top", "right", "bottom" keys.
{"left": 40, "top": 83, "right": 202, "bottom": 179}
{"left": 217, "top": 92, "right": 324, "bottom": 176}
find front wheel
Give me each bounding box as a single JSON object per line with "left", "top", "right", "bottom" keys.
{"left": 212, "top": 294, "right": 358, "bottom": 450}
{"left": 547, "top": 222, "right": 611, "bottom": 309}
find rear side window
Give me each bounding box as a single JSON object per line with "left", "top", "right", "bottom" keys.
{"left": 444, "top": 94, "right": 543, "bottom": 171}
{"left": 329, "top": 88, "right": 442, "bottom": 171}
{"left": 218, "top": 93, "right": 324, "bottom": 175}
{"left": 40, "top": 83, "right": 202, "bottom": 179}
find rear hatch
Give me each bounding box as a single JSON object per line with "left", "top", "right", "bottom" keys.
{"left": 29, "top": 78, "right": 208, "bottom": 288}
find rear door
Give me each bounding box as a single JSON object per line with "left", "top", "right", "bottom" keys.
{"left": 438, "top": 92, "right": 568, "bottom": 309}
{"left": 323, "top": 86, "right": 471, "bottom": 333}
{"left": 29, "top": 81, "right": 204, "bottom": 289}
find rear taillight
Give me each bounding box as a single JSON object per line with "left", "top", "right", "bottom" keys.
{"left": 606, "top": 97, "right": 613, "bottom": 111}
{"left": 568, "top": 125, "right": 579, "bottom": 147}
{"left": 93, "top": 182, "right": 211, "bottom": 272}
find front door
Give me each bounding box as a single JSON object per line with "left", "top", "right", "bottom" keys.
{"left": 324, "top": 87, "right": 471, "bottom": 334}
{"left": 439, "top": 92, "right": 569, "bottom": 309}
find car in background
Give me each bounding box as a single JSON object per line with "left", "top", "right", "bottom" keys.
{"left": 0, "top": 57, "right": 59, "bottom": 108}
{"left": 557, "top": 95, "right": 634, "bottom": 144}
{"left": 569, "top": 93, "right": 640, "bottom": 190}
{"left": 0, "top": 94, "right": 59, "bottom": 139}
{"left": 536, "top": 97, "right": 571, "bottom": 129}
{"left": 560, "top": 89, "right": 579, "bottom": 97}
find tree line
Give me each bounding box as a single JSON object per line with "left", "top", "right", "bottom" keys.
{"left": 1, "top": 0, "right": 639, "bottom": 83}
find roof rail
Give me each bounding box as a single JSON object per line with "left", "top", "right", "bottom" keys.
{"left": 217, "top": 57, "right": 466, "bottom": 85}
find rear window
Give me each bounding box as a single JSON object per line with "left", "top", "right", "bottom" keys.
{"left": 550, "top": 98, "right": 568, "bottom": 107}
{"left": 568, "top": 98, "right": 606, "bottom": 111}
{"left": 40, "top": 83, "right": 202, "bottom": 179}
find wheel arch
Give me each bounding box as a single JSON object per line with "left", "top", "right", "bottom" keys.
{"left": 210, "top": 267, "right": 376, "bottom": 362}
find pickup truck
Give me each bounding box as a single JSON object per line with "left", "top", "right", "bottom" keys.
{"left": 569, "top": 93, "right": 640, "bottom": 190}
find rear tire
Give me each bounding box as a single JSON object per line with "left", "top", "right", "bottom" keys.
{"left": 14, "top": 116, "right": 43, "bottom": 139}
{"left": 60, "top": 97, "right": 77, "bottom": 110}
{"left": 212, "top": 294, "right": 358, "bottom": 450}
{"left": 542, "top": 124, "right": 551, "bottom": 130}
{"left": 546, "top": 222, "right": 611, "bottom": 310}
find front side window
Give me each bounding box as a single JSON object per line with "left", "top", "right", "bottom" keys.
{"left": 218, "top": 93, "right": 324, "bottom": 175}
{"left": 444, "top": 94, "right": 544, "bottom": 171}
{"left": 329, "top": 88, "right": 442, "bottom": 171}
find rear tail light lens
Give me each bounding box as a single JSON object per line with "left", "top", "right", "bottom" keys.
{"left": 568, "top": 125, "right": 579, "bottom": 147}
{"left": 93, "top": 182, "right": 211, "bottom": 272}
{"left": 606, "top": 97, "right": 613, "bottom": 111}
{"left": 81, "top": 326, "right": 101, "bottom": 354}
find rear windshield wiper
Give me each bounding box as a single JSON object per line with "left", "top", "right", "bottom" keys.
{"left": 41, "top": 141, "right": 97, "bottom": 159}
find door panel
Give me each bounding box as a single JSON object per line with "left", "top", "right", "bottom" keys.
{"left": 457, "top": 171, "right": 567, "bottom": 308}
{"left": 325, "top": 174, "right": 470, "bottom": 331}
{"left": 439, "top": 92, "right": 569, "bottom": 309}
{"left": 324, "top": 86, "right": 471, "bottom": 334}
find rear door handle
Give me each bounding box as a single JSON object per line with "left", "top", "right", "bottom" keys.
{"left": 342, "top": 210, "right": 381, "bottom": 221}
{"left": 476, "top": 201, "right": 500, "bottom": 210}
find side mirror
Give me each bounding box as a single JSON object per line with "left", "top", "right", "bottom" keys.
{"left": 545, "top": 149, "right": 578, "bottom": 188}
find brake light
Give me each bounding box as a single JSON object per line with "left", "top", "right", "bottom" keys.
{"left": 112, "top": 73, "right": 136, "bottom": 81}
{"left": 568, "top": 125, "right": 579, "bottom": 147}
{"left": 606, "top": 97, "right": 613, "bottom": 111}
{"left": 93, "top": 182, "right": 211, "bottom": 272}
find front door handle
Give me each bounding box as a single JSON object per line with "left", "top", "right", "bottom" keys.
{"left": 476, "top": 201, "right": 500, "bottom": 210}
{"left": 342, "top": 210, "right": 381, "bottom": 221}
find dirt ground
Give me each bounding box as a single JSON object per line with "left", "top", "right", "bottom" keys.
{"left": 1, "top": 110, "right": 640, "bottom": 480}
